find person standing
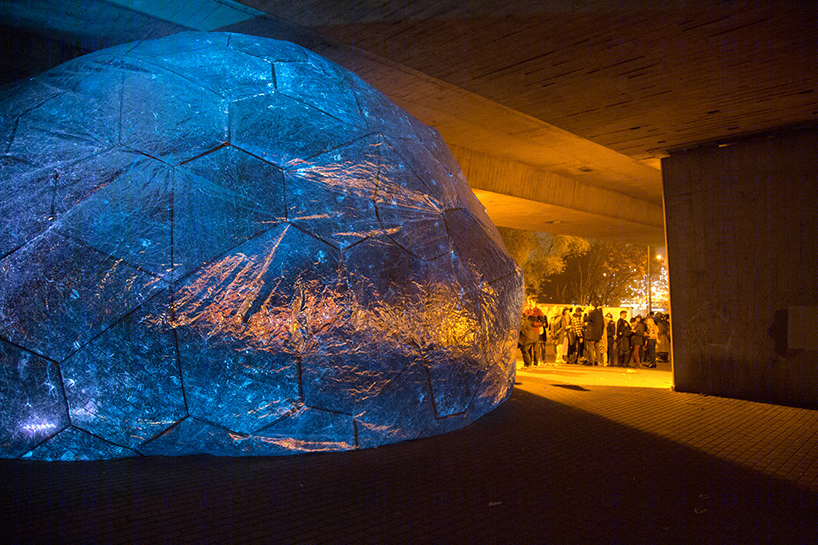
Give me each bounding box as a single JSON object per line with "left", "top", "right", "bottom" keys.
{"left": 530, "top": 306, "right": 546, "bottom": 366}
{"left": 656, "top": 313, "right": 671, "bottom": 363}
{"left": 550, "top": 310, "right": 566, "bottom": 364}
{"left": 615, "top": 310, "right": 631, "bottom": 367}
{"left": 630, "top": 315, "right": 646, "bottom": 367}
{"left": 519, "top": 309, "right": 542, "bottom": 369}
{"left": 568, "top": 307, "right": 584, "bottom": 364}
{"left": 583, "top": 301, "right": 605, "bottom": 366}
{"left": 644, "top": 316, "right": 659, "bottom": 368}
{"left": 605, "top": 312, "right": 616, "bottom": 367}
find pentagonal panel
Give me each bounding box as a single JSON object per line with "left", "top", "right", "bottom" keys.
{"left": 230, "top": 92, "right": 367, "bottom": 168}
{"left": 120, "top": 67, "right": 228, "bottom": 165}
{"left": 374, "top": 139, "right": 451, "bottom": 259}
{"left": 342, "top": 236, "right": 425, "bottom": 308}
{"left": 275, "top": 61, "right": 365, "bottom": 128}
{"left": 354, "top": 361, "right": 436, "bottom": 449}
{"left": 1, "top": 149, "right": 152, "bottom": 261}
{"left": 377, "top": 137, "right": 447, "bottom": 209}
{"left": 139, "top": 417, "right": 248, "bottom": 456}
{"left": 255, "top": 406, "right": 356, "bottom": 452}
{"left": 285, "top": 135, "right": 381, "bottom": 249}
{"left": 0, "top": 158, "right": 55, "bottom": 259}
{"left": 0, "top": 339, "right": 69, "bottom": 458}
{"left": 174, "top": 145, "right": 285, "bottom": 278}
{"left": 301, "top": 331, "right": 412, "bottom": 416}
{"left": 0, "top": 231, "right": 168, "bottom": 362}
{"left": 127, "top": 31, "right": 229, "bottom": 60}
{"left": 138, "top": 417, "right": 289, "bottom": 457}
{"left": 55, "top": 156, "right": 174, "bottom": 277}
{"left": 409, "top": 116, "right": 463, "bottom": 181}
{"left": 0, "top": 78, "right": 62, "bottom": 153}
{"left": 379, "top": 204, "right": 452, "bottom": 261}
{"left": 347, "top": 73, "right": 417, "bottom": 138}
{"left": 174, "top": 332, "right": 299, "bottom": 436}
{"left": 444, "top": 208, "right": 518, "bottom": 285}
{"left": 148, "top": 45, "right": 275, "bottom": 101}
{"left": 299, "top": 237, "right": 420, "bottom": 414}
{"left": 174, "top": 224, "right": 341, "bottom": 434}
{"left": 37, "top": 43, "right": 141, "bottom": 92}
{"left": 8, "top": 78, "right": 120, "bottom": 169}
{"left": 228, "top": 34, "right": 307, "bottom": 63}
{"left": 60, "top": 290, "right": 185, "bottom": 449}
{"left": 424, "top": 349, "right": 485, "bottom": 418}
{"left": 21, "top": 426, "right": 135, "bottom": 461}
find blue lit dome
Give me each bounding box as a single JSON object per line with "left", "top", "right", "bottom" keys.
{"left": 0, "top": 32, "right": 524, "bottom": 459}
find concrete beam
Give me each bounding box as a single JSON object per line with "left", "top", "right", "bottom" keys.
{"left": 452, "top": 146, "right": 665, "bottom": 246}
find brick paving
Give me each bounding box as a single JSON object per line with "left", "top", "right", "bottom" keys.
{"left": 2, "top": 372, "right": 818, "bottom": 544}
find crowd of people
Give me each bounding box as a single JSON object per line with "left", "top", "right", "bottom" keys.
{"left": 518, "top": 298, "right": 671, "bottom": 369}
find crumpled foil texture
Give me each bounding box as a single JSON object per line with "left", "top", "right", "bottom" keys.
{"left": 0, "top": 32, "right": 524, "bottom": 459}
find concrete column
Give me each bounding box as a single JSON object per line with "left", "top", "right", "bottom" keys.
{"left": 662, "top": 128, "right": 818, "bottom": 408}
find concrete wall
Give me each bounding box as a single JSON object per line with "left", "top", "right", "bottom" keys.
{"left": 662, "top": 128, "right": 818, "bottom": 408}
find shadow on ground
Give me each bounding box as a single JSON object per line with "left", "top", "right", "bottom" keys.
{"left": 1, "top": 388, "right": 816, "bottom": 544}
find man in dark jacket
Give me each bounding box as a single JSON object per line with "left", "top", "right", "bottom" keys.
{"left": 583, "top": 301, "right": 605, "bottom": 366}
{"left": 615, "top": 310, "right": 631, "bottom": 366}
{"left": 519, "top": 308, "right": 544, "bottom": 369}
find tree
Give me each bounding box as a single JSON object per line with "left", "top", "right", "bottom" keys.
{"left": 497, "top": 227, "right": 589, "bottom": 295}
{"left": 539, "top": 241, "right": 652, "bottom": 306}
{"left": 497, "top": 227, "right": 668, "bottom": 308}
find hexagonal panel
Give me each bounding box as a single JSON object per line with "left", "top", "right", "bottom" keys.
{"left": 60, "top": 290, "right": 186, "bottom": 449}
{"left": 0, "top": 32, "right": 525, "bottom": 459}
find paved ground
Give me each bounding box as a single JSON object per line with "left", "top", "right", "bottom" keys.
{"left": 2, "top": 362, "right": 818, "bottom": 544}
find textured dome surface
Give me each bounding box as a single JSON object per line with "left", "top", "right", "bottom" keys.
{"left": 0, "top": 32, "right": 524, "bottom": 460}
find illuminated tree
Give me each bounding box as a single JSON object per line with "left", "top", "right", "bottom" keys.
{"left": 497, "top": 227, "right": 589, "bottom": 295}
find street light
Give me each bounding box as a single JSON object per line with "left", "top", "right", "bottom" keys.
{"left": 648, "top": 251, "right": 664, "bottom": 314}
{"left": 647, "top": 246, "right": 651, "bottom": 315}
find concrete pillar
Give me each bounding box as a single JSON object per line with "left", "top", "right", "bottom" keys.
{"left": 662, "top": 128, "right": 818, "bottom": 408}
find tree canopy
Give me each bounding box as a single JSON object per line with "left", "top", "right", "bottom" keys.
{"left": 497, "top": 227, "right": 668, "bottom": 308}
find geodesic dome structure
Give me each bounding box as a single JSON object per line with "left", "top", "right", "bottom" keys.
{"left": 0, "top": 32, "right": 524, "bottom": 460}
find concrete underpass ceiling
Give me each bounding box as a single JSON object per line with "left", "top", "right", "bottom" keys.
{"left": 2, "top": 0, "right": 816, "bottom": 248}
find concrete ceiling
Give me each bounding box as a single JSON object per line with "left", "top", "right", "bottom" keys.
{"left": 2, "top": 0, "right": 816, "bottom": 247}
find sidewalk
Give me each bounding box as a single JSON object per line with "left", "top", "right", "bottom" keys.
{"left": 2, "top": 364, "right": 817, "bottom": 544}
{"left": 516, "top": 357, "right": 674, "bottom": 389}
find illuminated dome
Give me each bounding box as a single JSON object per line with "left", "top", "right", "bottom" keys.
{"left": 0, "top": 32, "right": 524, "bottom": 459}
